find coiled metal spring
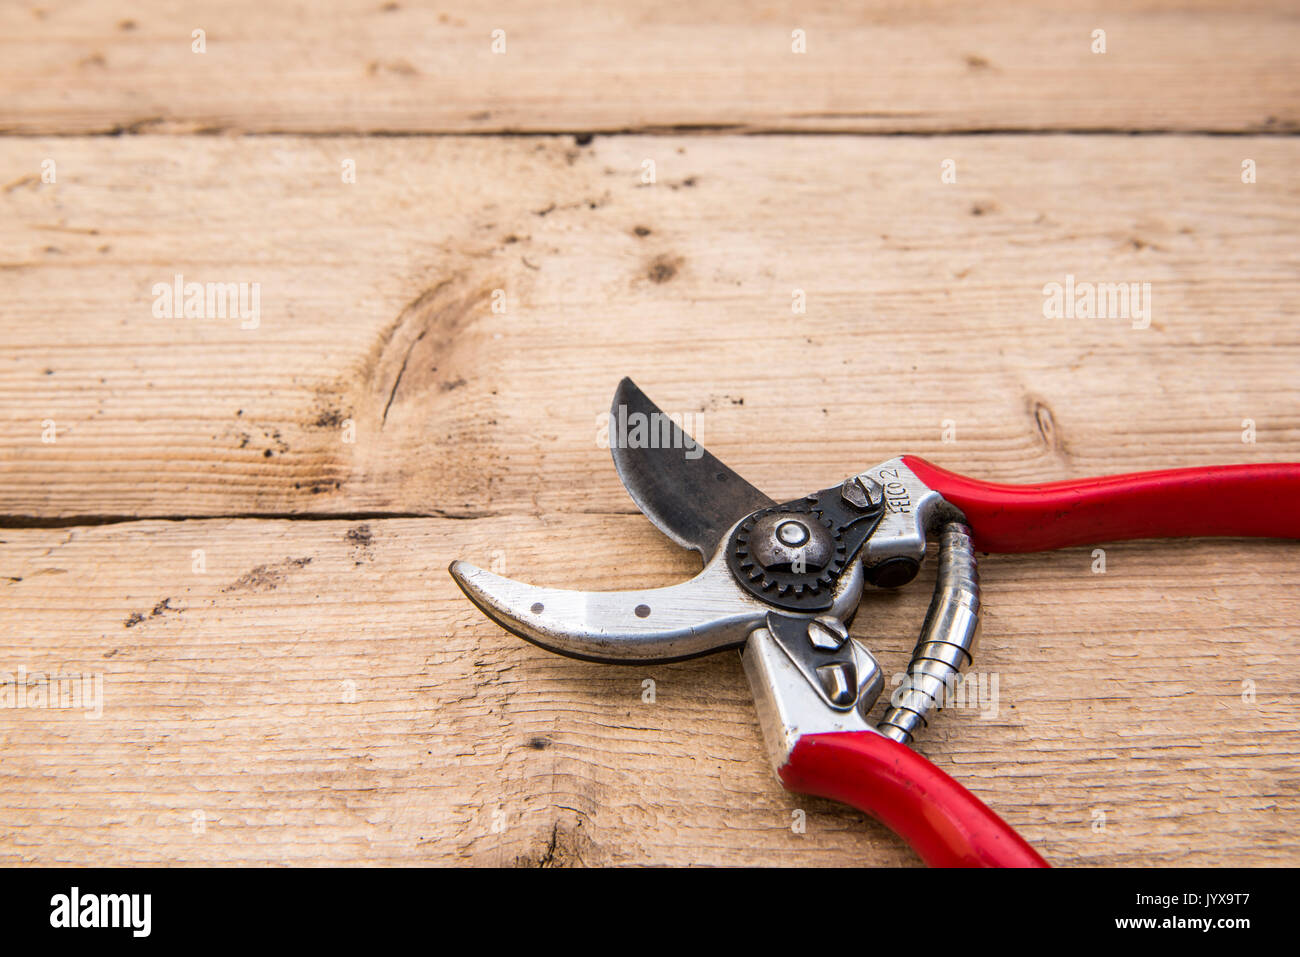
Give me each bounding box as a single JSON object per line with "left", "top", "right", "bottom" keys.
{"left": 878, "top": 522, "right": 980, "bottom": 744}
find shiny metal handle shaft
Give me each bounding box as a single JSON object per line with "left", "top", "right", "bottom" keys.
{"left": 878, "top": 522, "right": 980, "bottom": 744}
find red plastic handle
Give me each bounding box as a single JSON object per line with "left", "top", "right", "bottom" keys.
{"left": 781, "top": 731, "right": 1048, "bottom": 868}
{"left": 903, "top": 455, "right": 1300, "bottom": 553}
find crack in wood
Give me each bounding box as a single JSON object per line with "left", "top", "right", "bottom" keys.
{"left": 381, "top": 329, "right": 425, "bottom": 427}
{"left": 0, "top": 507, "right": 644, "bottom": 529}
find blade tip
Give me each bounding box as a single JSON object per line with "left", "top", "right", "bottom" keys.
{"left": 447, "top": 560, "right": 479, "bottom": 588}
{"left": 612, "top": 376, "right": 644, "bottom": 405}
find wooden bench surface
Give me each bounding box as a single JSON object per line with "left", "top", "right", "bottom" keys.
{"left": 1, "top": 1, "right": 1297, "bottom": 866}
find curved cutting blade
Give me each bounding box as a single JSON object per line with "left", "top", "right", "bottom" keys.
{"left": 448, "top": 548, "right": 867, "bottom": 665}
{"left": 609, "top": 377, "right": 773, "bottom": 560}
{"left": 448, "top": 550, "right": 770, "bottom": 664}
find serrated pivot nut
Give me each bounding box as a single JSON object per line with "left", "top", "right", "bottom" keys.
{"left": 749, "top": 512, "right": 834, "bottom": 571}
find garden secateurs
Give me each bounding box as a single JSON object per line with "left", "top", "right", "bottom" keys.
{"left": 449, "top": 379, "right": 1300, "bottom": 867}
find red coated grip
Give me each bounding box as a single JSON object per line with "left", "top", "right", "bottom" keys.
{"left": 781, "top": 731, "right": 1048, "bottom": 868}
{"left": 903, "top": 455, "right": 1300, "bottom": 553}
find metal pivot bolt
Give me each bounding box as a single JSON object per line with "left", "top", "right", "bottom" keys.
{"left": 777, "top": 520, "right": 810, "bottom": 546}
{"left": 748, "top": 512, "right": 835, "bottom": 572}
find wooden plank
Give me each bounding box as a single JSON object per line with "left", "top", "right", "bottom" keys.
{"left": 4, "top": 130, "right": 1298, "bottom": 865}
{"left": 2, "top": 134, "right": 1298, "bottom": 519}
{"left": 1, "top": 516, "right": 1296, "bottom": 866}
{"left": 0, "top": 1, "right": 1297, "bottom": 135}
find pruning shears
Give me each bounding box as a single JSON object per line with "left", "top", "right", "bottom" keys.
{"left": 450, "top": 379, "right": 1300, "bottom": 866}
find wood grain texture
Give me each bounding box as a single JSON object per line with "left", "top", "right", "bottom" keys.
{"left": 2, "top": 135, "right": 1298, "bottom": 520}
{"left": 0, "top": 1, "right": 1297, "bottom": 135}
{"left": 2, "top": 1, "right": 1298, "bottom": 867}
{"left": 1, "top": 517, "right": 1297, "bottom": 866}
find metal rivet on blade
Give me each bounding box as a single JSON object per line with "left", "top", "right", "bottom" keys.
{"left": 634, "top": 604, "right": 651, "bottom": 618}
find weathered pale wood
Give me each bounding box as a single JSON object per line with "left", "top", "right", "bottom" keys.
{"left": 1, "top": 33, "right": 1298, "bottom": 864}
{"left": 0, "top": 1, "right": 1297, "bottom": 134}
{"left": 1, "top": 517, "right": 1296, "bottom": 865}
{"left": 2, "top": 135, "right": 1297, "bottom": 519}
